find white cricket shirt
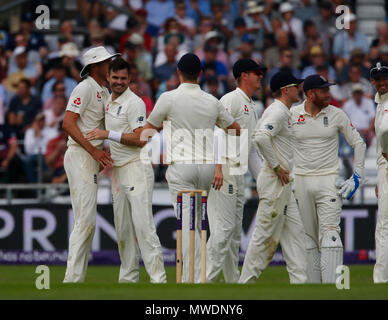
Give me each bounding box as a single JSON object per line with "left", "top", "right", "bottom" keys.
{"left": 218, "top": 87, "right": 258, "bottom": 166}
{"left": 147, "top": 83, "right": 234, "bottom": 164}
{"left": 105, "top": 87, "right": 147, "bottom": 166}
{"left": 291, "top": 101, "right": 366, "bottom": 175}
{"left": 66, "top": 76, "right": 109, "bottom": 148}
{"left": 254, "top": 99, "right": 293, "bottom": 171}
{"left": 375, "top": 91, "right": 388, "bottom": 168}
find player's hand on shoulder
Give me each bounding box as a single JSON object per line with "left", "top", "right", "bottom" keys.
{"left": 86, "top": 129, "right": 108, "bottom": 141}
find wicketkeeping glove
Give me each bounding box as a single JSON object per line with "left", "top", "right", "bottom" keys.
{"left": 337, "top": 171, "right": 362, "bottom": 200}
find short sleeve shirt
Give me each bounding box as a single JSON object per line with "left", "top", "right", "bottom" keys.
{"left": 147, "top": 83, "right": 234, "bottom": 163}
{"left": 105, "top": 87, "right": 147, "bottom": 166}
{"left": 66, "top": 76, "right": 109, "bottom": 148}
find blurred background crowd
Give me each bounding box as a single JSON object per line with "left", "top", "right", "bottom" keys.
{"left": 0, "top": 0, "right": 386, "bottom": 200}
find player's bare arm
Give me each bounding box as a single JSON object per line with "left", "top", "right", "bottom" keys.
{"left": 86, "top": 127, "right": 146, "bottom": 147}
{"left": 63, "top": 110, "right": 113, "bottom": 168}
{"left": 225, "top": 121, "right": 241, "bottom": 136}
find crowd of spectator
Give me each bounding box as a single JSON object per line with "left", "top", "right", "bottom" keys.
{"left": 0, "top": 0, "right": 387, "bottom": 194}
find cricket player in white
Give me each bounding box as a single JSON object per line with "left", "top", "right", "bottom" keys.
{"left": 131, "top": 53, "right": 241, "bottom": 283}
{"left": 86, "top": 58, "right": 166, "bottom": 283}
{"left": 370, "top": 61, "right": 388, "bottom": 283}
{"left": 206, "top": 59, "right": 264, "bottom": 283}
{"left": 291, "top": 74, "right": 366, "bottom": 283}
{"left": 62, "top": 46, "right": 120, "bottom": 282}
{"left": 239, "top": 71, "right": 308, "bottom": 284}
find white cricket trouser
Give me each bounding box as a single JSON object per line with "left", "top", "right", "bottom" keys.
{"left": 112, "top": 160, "right": 166, "bottom": 283}
{"left": 374, "top": 165, "right": 388, "bottom": 283}
{"left": 166, "top": 163, "right": 214, "bottom": 283}
{"left": 294, "top": 174, "right": 342, "bottom": 283}
{"left": 207, "top": 164, "right": 245, "bottom": 283}
{"left": 239, "top": 168, "right": 307, "bottom": 284}
{"left": 294, "top": 175, "right": 342, "bottom": 248}
{"left": 63, "top": 145, "right": 99, "bottom": 283}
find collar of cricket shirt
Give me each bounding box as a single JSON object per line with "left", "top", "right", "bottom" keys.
{"left": 375, "top": 91, "right": 388, "bottom": 104}
{"left": 109, "top": 87, "right": 131, "bottom": 105}
{"left": 179, "top": 83, "right": 201, "bottom": 91}
{"left": 236, "top": 87, "right": 252, "bottom": 103}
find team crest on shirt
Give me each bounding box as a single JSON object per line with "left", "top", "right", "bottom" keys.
{"left": 288, "top": 118, "right": 291, "bottom": 128}
{"left": 323, "top": 116, "right": 329, "bottom": 127}
{"left": 137, "top": 116, "right": 144, "bottom": 123}
{"left": 72, "top": 97, "right": 81, "bottom": 107}
{"left": 106, "top": 103, "right": 110, "bottom": 112}
{"left": 243, "top": 105, "right": 249, "bottom": 115}
{"left": 297, "top": 114, "right": 306, "bottom": 124}
{"left": 350, "top": 122, "right": 355, "bottom": 130}
{"left": 265, "top": 123, "right": 274, "bottom": 130}
{"left": 97, "top": 92, "right": 102, "bottom": 101}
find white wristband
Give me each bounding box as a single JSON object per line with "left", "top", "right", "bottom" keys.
{"left": 108, "top": 130, "right": 122, "bottom": 143}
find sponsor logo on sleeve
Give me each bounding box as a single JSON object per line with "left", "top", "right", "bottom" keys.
{"left": 265, "top": 123, "right": 274, "bottom": 130}
{"left": 97, "top": 92, "right": 102, "bottom": 101}
{"left": 72, "top": 97, "right": 81, "bottom": 107}
{"left": 117, "top": 106, "right": 122, "bottom": 116}
{"left": 137, "top": 116, "right": 144, "bottom": 123}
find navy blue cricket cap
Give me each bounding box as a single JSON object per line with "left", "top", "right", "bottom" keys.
{"left": 303, "top": 74, "right": 336, "bottom": 92}
{"left": 370, "top": 61, "right": 388, "bottom": 79}
{"left": 233, "top": 58, "right": 266, "bottom": 79}
{"left": 177, "top": 53, "right": 202, "bottom": 75}
{"left": 270, "top": 71, "right": 304, "bottom": 92}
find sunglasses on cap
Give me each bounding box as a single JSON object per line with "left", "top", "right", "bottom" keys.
{"left": 280, "top": 83, "right": 297, "bottom": 89}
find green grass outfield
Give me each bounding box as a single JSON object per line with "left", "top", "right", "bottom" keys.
{"left": 0, "top": 265, "right": 387, "bottom": 300}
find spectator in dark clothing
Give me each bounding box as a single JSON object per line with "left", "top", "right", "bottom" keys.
{"left": 7, "top": 78, "right": 42, "bottom": 139}
{"left": 0, "top": 124, "right": 25, "bottom": 184}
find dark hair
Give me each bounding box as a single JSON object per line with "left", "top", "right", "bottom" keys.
{"left": 175, "top": 0, "right": 185, "bottom": 6}
{"left": 273, "top": 89, "right": 282, "bottom": 97}
{"left": 19, "top": 78, "right": 31, "bottom": 88}
{"left": 303, "top": 20, "right": 315, "bottom": 33}
{"left": 52, "top": 80, "right": 65, "bottom": 93}
{"left": 180, "top": 70, "right": 199, "bottom": 81}
{"left": 109, "top": 57, "right": 130, "bottom": 76}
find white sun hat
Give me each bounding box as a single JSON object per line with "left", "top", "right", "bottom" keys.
{"left": 279, "top": 2, "right": 293, "bottom": 14}
{"left": 59, "top": 42, "right": 80, "bottom": 58}
{"left": 80, "top": 46, "right": 121, "bottom": 78}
